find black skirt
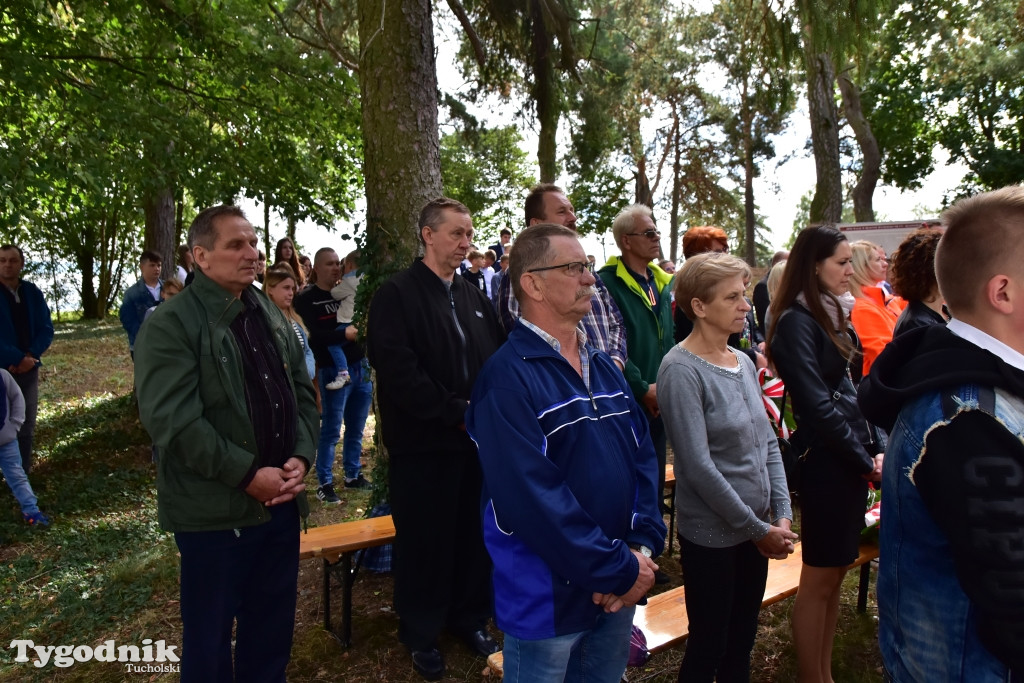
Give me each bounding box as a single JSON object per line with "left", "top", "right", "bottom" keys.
{"left": 797, "top": 446, "right": 868, "bottom": 567}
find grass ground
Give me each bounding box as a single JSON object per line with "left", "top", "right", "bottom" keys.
{"left": 0, "top": 319, "right": 883, "bottom": 681}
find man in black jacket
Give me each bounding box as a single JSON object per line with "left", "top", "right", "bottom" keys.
{"left": 367, "top": 198, "right": 505, "bottom": 681}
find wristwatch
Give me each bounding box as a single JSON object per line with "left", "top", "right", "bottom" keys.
{"left": 629, "top": 543, "right": 653, "bottom": 558}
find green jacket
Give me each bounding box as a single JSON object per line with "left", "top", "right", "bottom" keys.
{"left": 598, "top": 256, "right": 675, "bottom": 411}
{"left": 135, "top": 270, "right": 319, "bottom": 532}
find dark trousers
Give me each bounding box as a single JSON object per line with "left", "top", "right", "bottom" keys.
{"left": 174, "top": 501, "right": 300, "bottom": 683}
{"left": 13, "top": 365, "right": 38, "bottom": 474}
{"left": 389, "top": 448, "right": 493, "bottom": 650}
{"left": 677, "top": 536, "right": 768, "bottom": 683}
{"left": 648, "top": 413, "right": 667, "bottom": 515}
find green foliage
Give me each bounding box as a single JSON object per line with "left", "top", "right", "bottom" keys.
{"left": 440, "top": 123, "right": 535, "bottom": 241}
{"left": 0, "top": 0, "right": 363, "bottom": 314}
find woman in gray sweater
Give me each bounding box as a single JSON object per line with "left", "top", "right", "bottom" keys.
{"left": 658, "top": 253, "right": 795, "bottom": 682}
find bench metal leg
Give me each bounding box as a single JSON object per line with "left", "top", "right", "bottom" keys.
{"left": 321, "top": 550, "right": 368, "bottom": 647}
{"left": 664, "top": 490, "right": 676, "bottom": 556}
{"left": 857, "top": 561, "right": 871, "bottom": 613}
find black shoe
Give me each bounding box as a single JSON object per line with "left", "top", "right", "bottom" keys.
{"left": 654, "top": 569, "right": 671, "bottom": 585}
{"left": 316, "top": 483, "right": 341, "bottom": 505}
{"left": 410, "top": 648, "right": 445, "bottom": 681}
{"left": 344, "top": 474, "right": 371, "bottom": 489}
{"left": 460, "top": 628, "right": 500, "bottom": 657}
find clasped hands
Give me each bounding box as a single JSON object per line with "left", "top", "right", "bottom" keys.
{"left": 591, "top": 549, "right": 659, "bottom": 614}
{"left": 243, "top": 457, "right": 307, "bottom": 506}
{"left": 755, "top": 518, "right": 798, "bottom": 560}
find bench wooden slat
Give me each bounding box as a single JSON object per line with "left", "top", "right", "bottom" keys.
{"left": 299, "top": 515, "right": 396, "bottom": 563}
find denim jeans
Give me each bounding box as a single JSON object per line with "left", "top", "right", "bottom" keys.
{"left": 315, "top": 358, "right": 373, "bottom": 484}
{"left": 0, "top": 439, "right": 40, "bottom": 515}
{"left": 502, "top": 606, "right": 635, "bottom": 683}
{"left": 13, "top": 365, "right": 38, "bottom": 474}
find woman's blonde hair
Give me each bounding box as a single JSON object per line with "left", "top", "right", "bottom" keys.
{"left": 264, "top": 264, "right": 307, "bottom": 334}
{"left": 673, "top": 252, "right": 751, "bottom": 321}
{"left": 849, "top": 240, "right": 882, "bottom": 296}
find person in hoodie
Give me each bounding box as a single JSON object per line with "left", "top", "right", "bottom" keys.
{"left": 858, "top": 185, "right": 1024, "bottom": 682}
{"left": 467, "top": 223, "right": 666, "bottom": 683}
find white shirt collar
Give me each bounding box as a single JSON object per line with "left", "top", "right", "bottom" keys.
{"left": 947, "top": 318, "right": 1024, "bottom": 373}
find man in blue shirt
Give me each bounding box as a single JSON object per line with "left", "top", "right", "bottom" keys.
{"left": 119, "top": 250, "right": 163, "bottom": 357}
{"left": 0, "top": 245, "right": 53, "bottom": 474}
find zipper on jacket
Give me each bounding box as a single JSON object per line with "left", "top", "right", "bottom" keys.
{"left": 448, "top": 286, "right": 470, "bottom": 384}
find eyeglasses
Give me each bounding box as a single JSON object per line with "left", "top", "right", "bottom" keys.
{"left": 627, "top": 229, "right": 661, "bottom": 240}
{"left": 526, "top": 261, "right": 590, "bottom": 277}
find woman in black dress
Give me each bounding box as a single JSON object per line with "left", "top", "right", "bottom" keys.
{"left": 766, "top": 226, "right": 883, "bottom": 683}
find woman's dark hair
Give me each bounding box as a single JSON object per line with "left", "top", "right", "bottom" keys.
{"left": 890, "top": 228, "right": 943, "bottom": 302}
{"left": 274, "top": 237, "right": 305, "bottom": 287}
{"left": 766, "top": 225, "right": 856, "bottom": 364}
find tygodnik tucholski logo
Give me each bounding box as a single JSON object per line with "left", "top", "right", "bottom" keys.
{"left": 9, "top": 638, "right": 180, "bottom": 672}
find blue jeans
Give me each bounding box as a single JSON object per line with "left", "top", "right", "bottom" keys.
{"left": 502, "top": 606, "right": 635, "bottom": 683}
{"left": 326, "top": 324, "right": 351, "bottom": 376}
{"left": 315, "top": 358, "right": 373, "bottom": 484}
{"left": 0, "top": 439, "right": 40, "bottom": 516}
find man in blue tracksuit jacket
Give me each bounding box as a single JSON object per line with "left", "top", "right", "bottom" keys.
{"left": 467, "top": 223, "right": 666, "bottom": 683}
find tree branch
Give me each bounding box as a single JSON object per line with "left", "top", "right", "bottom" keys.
{"left": 445, "top": 0, "right": 486, "bottom": 71}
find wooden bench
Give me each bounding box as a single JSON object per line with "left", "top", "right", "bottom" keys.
{"left": 486, "top": 542, "right": 879, "bottom": 675}
{"left": 299, "top": 515, "right": 396, "bottom": 646}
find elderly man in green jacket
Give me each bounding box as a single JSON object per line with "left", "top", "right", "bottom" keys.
{"left": 598, "top": 204, "right": 675, "bottom": 543}
{"left": 135, "top": 205, "right": 319, "bottom": 683}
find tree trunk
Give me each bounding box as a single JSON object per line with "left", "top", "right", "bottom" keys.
{"left": 357, "top": 0, "right": 442, "bottom": 297}
{"left": 805, "top": 51, "right": 843, "bottom": 224}
{"left": 530, "top": 0, "right": 558, "bottom": 183}
{"left": 741, "top": 80, "right": 757, "bottom": 266}
{"left": 669, "top": 105, "right": 681, "bottom": 263}
{"left": 143, "top": 140, "right": 176, "bottom": 276}
{"left": 264, "top": 200, "right": 272, "bottom": 261}
{"left": 77, "top": 246, "right": 98, "bottom": 319}
{"left": 838, "top": 69, "right": 880, "bottom": 222}
{"left": 144, "top": 185, "right": 176, "bottom": 279}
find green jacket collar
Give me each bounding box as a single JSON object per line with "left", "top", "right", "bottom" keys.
{"left": 602, "top": 255, "right": 673, "bottom": 304}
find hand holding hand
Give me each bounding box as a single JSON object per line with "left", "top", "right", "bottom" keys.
{"left": 591, "top": 551, "right": 658, "bottom": 613}
{"left": 265, "top": 457, "right": 308, "bottom": 506}
{"left": 863, "top": 453, "right": 884, "bottom": 482}
{"left": 642, "top": 384, "right": 660, "bottom": 418}
{"left": 755, "top": 521, "right": 798, "bottom": 560}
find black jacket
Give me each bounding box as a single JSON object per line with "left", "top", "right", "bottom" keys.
{"left": 769, "top": 303, "right": 874, "bottom": 475}
{"left": 366, "top": 259, "right": 505, "bottom": 455}
{"left": 892, "top": 299, "right": 948, "bottom": 339}
{"left": 753, "top": 278, "right": 770, "bottom": 338}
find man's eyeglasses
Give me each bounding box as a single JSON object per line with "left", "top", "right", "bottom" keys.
{"left": 526, "top": 261, "right": 590, "bottom": 277}
{"left": 627, "top": 229, "right": 661, "bottom": 240}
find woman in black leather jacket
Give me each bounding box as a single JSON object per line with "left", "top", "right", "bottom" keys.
{"left": 890, "top": 227, "right": 949, "bottom": 337}
{"left": 766, "top": 226, "right": 883, "bottom": 683}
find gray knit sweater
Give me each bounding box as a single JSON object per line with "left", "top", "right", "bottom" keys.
{"left": 657, "top": 345, "right": 792, "bottom": 547}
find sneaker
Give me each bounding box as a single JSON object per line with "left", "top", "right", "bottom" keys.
{"left": 325, "top": 371, "right": 351, "bottom": 390}
{"left": 24, "top": 511, "right": 50, "bottom": 527}
{"left": 316, "top": 484, "right": 342, "bottom": 505}
{"left": 344, "top": 474, "right": 371, "bottom": 489}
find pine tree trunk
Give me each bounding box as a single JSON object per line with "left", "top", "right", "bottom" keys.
{"left": 741, "top": 81, "right": 757, "bottom": 266}
{"left": 530, "top": 0, "right": 558, "bottom": 183}
{"left": 838, "top": 70, "right": 880, "bottom": 222}
{"left": 806, "top": 52, "right": 843, "bottom": 224}
{"left": 357, "top": 0, "right": 442, "bottom": 288}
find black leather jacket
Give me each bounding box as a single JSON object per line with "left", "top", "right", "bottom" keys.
{"left": 892, "top": 299, "right": 947, "bottom": 338}
{"left": 769, "top": 303, "right": 874, "bottom": 475}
